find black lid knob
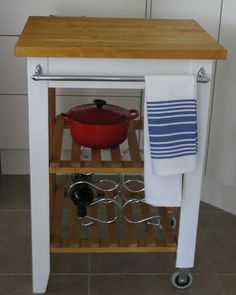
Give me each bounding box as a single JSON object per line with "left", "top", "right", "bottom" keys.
{"left": 93, "top": 99, "right": 107, "bottom": 109}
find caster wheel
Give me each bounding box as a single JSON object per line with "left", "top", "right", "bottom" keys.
{"left": 171, "top": 270, "right": 193, "bottom": 289}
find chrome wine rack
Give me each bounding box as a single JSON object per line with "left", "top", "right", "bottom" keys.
{"left": 69, "top": 172, "right": 172, "bottom": 231}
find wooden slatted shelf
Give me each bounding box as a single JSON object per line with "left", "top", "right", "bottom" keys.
{"left": 49, "top": 118, "right": 143, "bottom": 174}
{"left": 50, "top": 187, "right": 177, "bottom": 253}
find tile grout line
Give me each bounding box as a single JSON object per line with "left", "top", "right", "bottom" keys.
{"left": 0, "top": 209, "right": 30, "bottom": 212}
{"left": 0, "top": 273, "right": 31, "bottom": 276}
{"left": 1, "top": 272, "right": 235, "bottom": 277}
{"left": 87, "top": 272, "right": 223, "bottom": 276}
{"left": 50, "top": 273, "right": 90, "bottom": 276}
{"left": 0, "top": 93, "right": 141, "bottom": 97}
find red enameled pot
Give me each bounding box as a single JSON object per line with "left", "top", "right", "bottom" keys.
{"left": 59, "top": 99, "right": 139, "bottom": 148}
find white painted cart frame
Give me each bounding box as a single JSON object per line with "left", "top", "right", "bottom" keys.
{"left": 27, "top": 57, "right": 213, "bottom": 293}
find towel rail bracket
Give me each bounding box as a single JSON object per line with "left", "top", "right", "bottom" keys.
{"left": 32, "top": 65, "right": 210, "bottom": 83}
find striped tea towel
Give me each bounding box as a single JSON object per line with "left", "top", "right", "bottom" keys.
{"left": 145, "top": 75, "right": 197, "bottom": 176}
{"left": 144, "top": 101, "right": 182, "bottom": 207}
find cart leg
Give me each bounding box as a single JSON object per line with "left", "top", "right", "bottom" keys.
{"left": 28, "top": 58, "right": 50, "bottom": 293}
{"left": 176, "top": 175, "right": 202, "bottom": 269}
{"left": 175, "top": 61, "right": 213, "bottom": 272}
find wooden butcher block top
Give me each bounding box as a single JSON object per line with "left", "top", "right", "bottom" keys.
{"left": 15, "top": 16, "right": 227, "bottom": 59}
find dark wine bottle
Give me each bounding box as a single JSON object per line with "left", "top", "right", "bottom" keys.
{"left": 69, "top": 183, "right": 94, "bottom": 217}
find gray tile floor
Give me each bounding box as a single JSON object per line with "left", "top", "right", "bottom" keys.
{"left": 0, "top": 175, "right": 236, "bottom": 294}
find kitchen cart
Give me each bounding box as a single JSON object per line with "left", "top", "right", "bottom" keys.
{"left": 15, "top": 16, "right": 227, "bottom": 293}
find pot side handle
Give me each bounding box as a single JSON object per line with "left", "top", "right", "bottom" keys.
{"left": 59, "top": 113, "right": 73, "bottom": 123}
{"left": 128, "top": 109, "right": 139, "bottom": 120}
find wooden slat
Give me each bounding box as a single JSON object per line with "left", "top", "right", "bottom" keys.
{"left": 127, "top": 122, "right": 141, "bottom": 164}
{"left": 68, "top": 202, "right": 80, "bottom": 247}
{"left": 140, "top": 203, "right": 157, "bottom": 247}
{"left": 119, "top": 239, "right": 128, "bottom": 248}
{"left": 133, "top": 119, "right": 143, "bottom": 130}
{"left": 49, "top": 174, "right": 56, "bottom": 232}
{"left": 138, "top": 239, "right": 146, "bottom": 247}
{"left": 106, "top": 200, "right": 118, "bottom": 247}
{"left": 71, "top": 141, "right": 81, "bottom": 166}
{"left": 50, "top": 118, "right": 64, "bottom": 166}
{"left": 80, "top": 239, "right": 90, "bottom": 248}
{"left": 51, "top": 186, "right": 64, "bottom": 247}
{"left": 159, "top": 208, "right": 176, "bottom": 246}
{"left": 88, "top": 205, "right": 99, "bottom": 247}
{"left": 124, "top": 203, "right": 138, "bottom": 247}
{"left": 92, "top": 149, "right": 102, "bottom": 166}
{"left": 49, "top": 163, "right": 143, "bottom": 174}
{"left": 100, "top": 239, "right": 109, "bottom": 247}
{"left": 110, "top": 146, "right": 122, "bottom": 167}
{"left": 51, "top": 245, "right": 176, "bottom": 253}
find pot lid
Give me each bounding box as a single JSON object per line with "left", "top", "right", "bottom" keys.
{"left": 67, "top": 99, "right": 130, "bottom": 124}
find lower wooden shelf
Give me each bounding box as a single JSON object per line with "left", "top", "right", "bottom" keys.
{"left": 50, "top": 186, "right": 177, "bottom": 253}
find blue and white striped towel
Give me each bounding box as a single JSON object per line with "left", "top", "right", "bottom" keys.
{"left": 145, "top": 75, "right": 197, "bottom": 176}
{"left": 144, "top": 75, "right": 197, "bottom": 207}
{"left": 144, "top": 105, "right": 182, "bottom": 207}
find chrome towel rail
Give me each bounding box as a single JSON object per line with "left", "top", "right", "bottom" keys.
{"left": 32, "top": 65, "right": 210, "bottom": 83}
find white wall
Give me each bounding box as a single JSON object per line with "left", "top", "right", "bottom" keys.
{"left": 206, "top": 0, "right": 236, "bottom": 186}
{"left": 152, "top": 0, "right": 222, "bottom": 38}
{"left": 0, "top": 0, "right": 146, "bottom": 35}
{"left": 203, "top": 0, "right": 236, "bottom": 214}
